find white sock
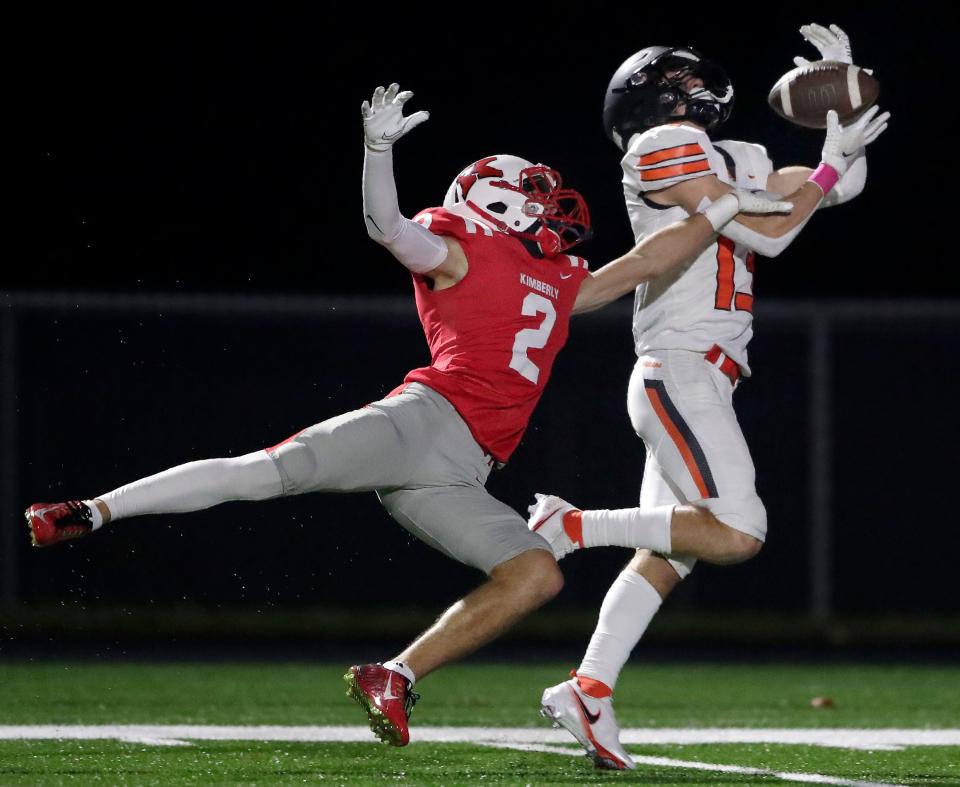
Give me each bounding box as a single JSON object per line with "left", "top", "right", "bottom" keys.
{"left": 382, "top": 660, "right": 416, "bottom": 686}
{"left": 97, "top": 450, "right": 283, "bottom": 522}
{"left": 81, "top": 500, "right": 103, "bottom": 530}
{"left": 577, "top": 569, "right": 663, "bottom": 691}
{"left": 581, "top": 504, "right": 673, "bottom": 553}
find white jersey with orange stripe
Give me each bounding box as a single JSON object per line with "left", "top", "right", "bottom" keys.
{"left": 621, "top": 124, "right": 773, "bottom": 376}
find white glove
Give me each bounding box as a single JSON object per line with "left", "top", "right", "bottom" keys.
{"left": 821, "top": 107, "right": 890, "bottom": 175}
{"left": 838, "top": 105, "right": 890, "bottom": 152}
{"left": 361, "top": 83, "right": 430, "bottom": 152}
{"left": 734, "top": 190, "right": 793, "bottom": 215}
{"left": 700, "top": 190, "right": 792, "bottom": 231}
{"left": 794, "top": 23, "right": 853, "bottom": 67}
{"left": 820, "top": 110, "right": 846, "bottom": 173}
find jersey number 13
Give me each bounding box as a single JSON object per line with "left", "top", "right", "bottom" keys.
{"left": 714, "top": 236, "right": 755, "bottom": 313}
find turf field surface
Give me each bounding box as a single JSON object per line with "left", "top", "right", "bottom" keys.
{"left": 0, "top": 662, "right": 957, "bottom": 785}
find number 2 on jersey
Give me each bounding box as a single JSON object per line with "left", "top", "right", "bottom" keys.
{"left": 510, "top": 293, "right": 556, "bottom": 384}
{"left": 714, "top": 236, "right": 755, "bottom": 313}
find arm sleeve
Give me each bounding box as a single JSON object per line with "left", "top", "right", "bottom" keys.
{"left": 714, "top": 195, "right": 815, "bottom": 258}
{"left": 693, "top": 138, "right": 811, "bottom": 257}
{"left": 362, "top": 147, "right": 448, "bottom": 273}
{"left": 820, "top": 150, "right": 867, "bottom": 208}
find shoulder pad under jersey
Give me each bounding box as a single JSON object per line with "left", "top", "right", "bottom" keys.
{"left": 561, "top": 254, "right": 590, "bottom": 278}
{"left": 712, "top": 139, "right": 773, "bottom": 190}
{"left": 413, "top": 206, "right": 497, "bottom": 241}
{"left": 623, "top": 124, "right": 717, "bottom": 193}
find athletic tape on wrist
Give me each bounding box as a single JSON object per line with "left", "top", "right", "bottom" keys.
{"left": 699, "top": 193, "right": 740, "bottom": 231}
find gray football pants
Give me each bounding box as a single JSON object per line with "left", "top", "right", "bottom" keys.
{"left": 98, "top": 383, "right": 550, "bottom": 574}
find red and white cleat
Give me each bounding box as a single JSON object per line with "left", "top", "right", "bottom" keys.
{"left": 540, "top": 676, "right": 635, "bottom": 770}
{"left": 344, "top": 664, "right": 420, "bottom": 746}
{"left": 25, "top": 501, "right": 94, "bottom": 547}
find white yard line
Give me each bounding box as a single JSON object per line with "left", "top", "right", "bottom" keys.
{"left": 0, "top": 725, "right": 958, "bottom": 750}
{"left": 486, "top": 742, "right": 903, "bottom": 787}
{"left": 113, "top": 735, "right": 193, "bottom": 747}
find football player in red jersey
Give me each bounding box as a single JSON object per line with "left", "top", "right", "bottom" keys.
{"left": 25, "top": 83, "right": 791, "bottom": 748}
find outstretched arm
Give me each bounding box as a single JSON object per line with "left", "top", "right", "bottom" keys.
{"left": 649, "top": 162, "right": 822, "bottom": 258}
{"left": 663, "top": 106, "right": 887, "bottom": 257}
{"left": 573, "top": 191, "right": 791, "bottom": 314}
{"left": 722, "top": 106, "right": 888, "bottom": 254}
{"left": 766, "top": 154, "right": 867, "bottom": 209}
{"left": 361, "top": 84, "right": 467, "bottom": 285}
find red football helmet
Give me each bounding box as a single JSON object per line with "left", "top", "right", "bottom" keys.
{"left": 443, "top": 154, "right": 591, "bottom": 257}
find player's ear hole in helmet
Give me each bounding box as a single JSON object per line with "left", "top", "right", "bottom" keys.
{"left": 443, "top": 154, "right": 592, "bottom": 257}
{"left": 603, "top": 46, "right": 734, "bottom": 151}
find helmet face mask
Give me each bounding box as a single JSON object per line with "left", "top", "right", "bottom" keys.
{"left": 443, "top": 155, "right": 592, "bottom": 257}
{"left": 604, "top": 47, "right": 734, "bottom": 150}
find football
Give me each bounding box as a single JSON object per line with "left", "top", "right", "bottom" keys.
{"left": 767, "top": 60, "right": 879, "bottom": 129}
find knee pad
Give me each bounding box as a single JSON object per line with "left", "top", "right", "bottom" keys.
{"left": 226, "top": 451, "right": 284, "bottom": 500}
{"left": 267, "top": 439, "right": 320, "bottom": 494}
{"left": 702, "top": 494, "right": 767, "bottom": 543}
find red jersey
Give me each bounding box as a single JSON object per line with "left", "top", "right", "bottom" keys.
{"left": 398, "top": 207, "right": 590, "bottom": 462}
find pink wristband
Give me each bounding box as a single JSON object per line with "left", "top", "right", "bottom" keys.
{"left": 808, "top": 163, "right": 840, "bottom": 196}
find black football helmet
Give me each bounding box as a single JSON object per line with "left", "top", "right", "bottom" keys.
{"left": 603, "top": 46, "right": 734, "bottom": 150}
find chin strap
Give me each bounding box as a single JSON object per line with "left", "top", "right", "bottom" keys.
{"left": 464, "top": 199, "right": 513, "bottom": 235}
{"left": 463, "top": 199, "right": 563, "bottom": 258}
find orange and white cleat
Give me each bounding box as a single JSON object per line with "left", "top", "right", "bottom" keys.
{"left": 345, "top": 663, "right": 420, "bottom": 746}
{"left": 540, "top": 675, "right": 635, "bottom": 770}
{"left": 25, "top": 501, "right": 95, "bottom": 547}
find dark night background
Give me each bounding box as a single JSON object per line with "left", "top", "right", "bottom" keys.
{"left": 5, "top": 5, "right": 959, "bottom": 654}
{"left": 23, "top": 6, "right": 952, "bottom": 297}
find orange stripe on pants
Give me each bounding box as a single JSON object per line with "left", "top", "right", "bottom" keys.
{"left": 645, "top": 386, "right": 712, "bottom": 499}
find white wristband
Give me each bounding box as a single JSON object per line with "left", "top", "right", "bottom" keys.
{"left": 698, "top": 193, "right": 740, "bottom": 231}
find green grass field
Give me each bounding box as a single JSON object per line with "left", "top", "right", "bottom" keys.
{"left": 0, "top": 661, "right": 957, "bottom": 785}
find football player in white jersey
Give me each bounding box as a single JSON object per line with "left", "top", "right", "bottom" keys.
{"left": 527, "top": 25, "right": 890, "bottom": 769}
